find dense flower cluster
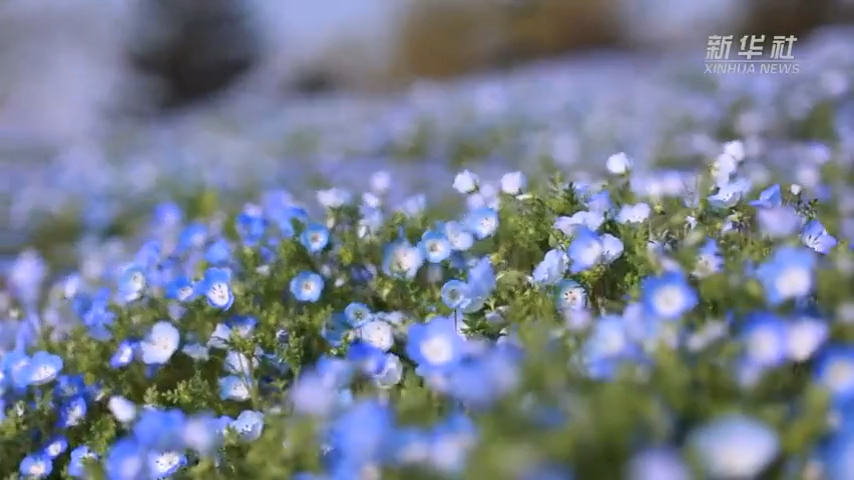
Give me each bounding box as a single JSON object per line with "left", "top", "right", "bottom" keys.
{"left": 4, "top": 29, "right": 854, "bottom": 480}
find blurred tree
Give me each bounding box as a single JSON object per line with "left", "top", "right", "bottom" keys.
{"left": 389, "top": 0, "right": 841, "bottom": 85}
{"left": 391, "top": 0, "right": 618, "bottom": 82}
{"left": 127, "top": 0, "right": 262, "bottom": 110}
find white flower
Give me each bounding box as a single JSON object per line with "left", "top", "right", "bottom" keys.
{"left": 317, "top": 187, "right": 351, "bottom": 208}
{"left": 786, "top": 318, "right": 828, "bottom": 362}
{"left": 500, "top": 171, "right": 527, "bottom": 195}
{"left": 370, "top": 170, "right": 391, "bottom": 194}
{"left": 606, "top": 152, "right": 633, "bottom": 175}
{"left": 452, "top": 170, "right": 479, "bottom": 194}
{"left": 359, "top": 320, "right": 395, "bottom": 352}
{"left": 108, "top": 395, "right": 137, "bottom": 424}
{"left": 617, "top": 203, "right": 651, "bottom": 224}
{"left": 140, "top": 321, "right": 180, "bottom": 365}
{"left": 723, "top": 140, "right": 746, "bottom": 162}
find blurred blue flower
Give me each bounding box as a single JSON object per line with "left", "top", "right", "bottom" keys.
{"left": 688, "top": 414, "right": 779, "bottom": 479}
{"left": 290, "top": 271, "right": 325, "bottom": 303}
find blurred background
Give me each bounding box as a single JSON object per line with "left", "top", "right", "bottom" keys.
{"left": 2, "top": 0, "right": 854, "bottom": 266}
{"left": 1, "top": 0, "right": 851, "bottom": 137}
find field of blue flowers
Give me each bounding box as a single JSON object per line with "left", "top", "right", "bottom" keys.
{"left": 4, "top": 28, "right": 854, "bottom": 479}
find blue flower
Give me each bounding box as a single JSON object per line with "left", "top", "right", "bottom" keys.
{"left": 740, "top": 312, "right": 788, "bottom": 369}
{"left": 140, "top": 321, "right": 180, "bottom": 365}
{"left": 532, "top": 249, "right": 568, "bottom": 286}
{"left": 500, "top": 171, "right": 527, "bottom": 195}
{"left": 425, "top": 414, "right": 478, "bottom": 474}
{"left": 406, "top": 316, "right": 466, "bottom": 372}
{"left": 204, "top": 238, "right": 232, "bottom": 265}
{"left": 105, "top": 438, "right": 145, "bottom": 480}
{"left": 2, "top": 349, "right": 29, "bottom": 389}
{"left": 17, "top": 351, "right": 63, "bottom": 387}
{"left": 40, "top": 435, "right": 68, "bottom": 459}
{"left": 453, "top": 170, "right": 479, "bottom": 194}
{"left": 224, "top": 350, "right": 256, "bottom": 377}
{"left": 180, "top": 414, "right": 226, "bottom": 455}
{"left": 108, "top": 395, "right": 138, "bottom": 424}
{"left": 372, "top": 353, "right": 404, "bottom": 389}
{"left": 640, "top": 272, "right": 698, "bottom": 321}
{"left": 357, "top": 320, "right": 395, "bottom": 352}
{"left": 133, "top": 408, "right": 187, "bottom": 451}
{"left": 110, "top": 340, "right": 137, "bottom": 368}
{"left": 755, "top": 246, "right": 815, "bottom": 306}
{"left": 441, "top": 279, "right": 473, "bottom": 310}
{"left": 580, "top": 316, "right": 640, "bottom": 380}
{"left": 14, "top": 317, "right": 38, "bottom": 352}
{"left": 56, "top": 395, "right": 88, "bottom": 428}
{"left": 349, "top": 264, "right": 375, "bottom": 284}
{"left": 82, "top": 301, "right": 115, "bottom": 341}
{"left": 344, "top": 302, "right": 373, "bottom": 327}
{"left": 300, "top": 223, "right": 330, "bottom": 253}
{"left": 465, "top": 256, "right": 496, "bottom": 312}
{"left": 176, "top": 222, "right": 208, "bottom": 253}
{"left": 382, "top": 240, "right": 425, "bottom": 279}
{"left": 134, "top": 240, "right": 161, "bottom": 270}
{"left": 446, "top": 350, "right": 520, "bottom": 409}
{"left": 290, "top": 369, "right": 340, "bottom": 418}
{"left": 53, "top": 374, "right": 86, "bottom": 399}
{"left": 148, "top": 450, "right": 187, "bottom": 478}
{"left": 616, "top": 203, "right": 651, "bottom": 224}
{"left": 19, "top": 453, "right": 52, "bottom": 478}
{"left": 182, "top": 343, "right": 210, "bottom": 361}
{"left": 567, "top": 227, "right": 603, "bottom": 273}
{"left": 67, "top": 446, "right": 98, "bottom": 478}
{"left": 688, "top": 414, "right": 780, "bottom": 479}
{"left": 219, "top": 375, "right": 252, "bottom": 402}
{"left": 317, "top": 187, "right": 352, "bottom": 209}
{"left": 207, "top": 316, "right": 259, "bottom": 350}
{"left": 587, "top": 190, "right": 613, "bottom": 215}
{"left": 197, "top": 267, "right": 234, "bottom": 310}
{"left": 785, "top": 316, "right": 828, "bottom": 362}
{"left": 231, "top": 410, "right": 265, "bottom": 442}
{"left": 235, "top": 210, "right": 266, "bottom": 247}
{"left": 626, "top": 448, "right": 689, "bottom": 480}
{"left": 419, "top": 230, "right": 452, "bottom": 263}
{"left": 152, "top": 202, "right": 183, "bottom": 229}
{"left": 229, "top": 315, "right": 259, "bottom": 337}
{"left": 269, "top": 204, "right": 308, "bottom": 238}
{"left": 600, "top": 233, "right": 624, "bottom": 264}
{"left": 823, "top": 429, "right": 854, "bottom": 480}
{"left": 322, "top": 313, "right": 353, "bottom": 347}
{"left": 693, "top": 239, "right": 723, "bottom": 278}
{"left": 801, "top": 219, "right": 838, "bottom": 254}
{"left": 346, "top": 341, "right": 387, "bottom": 376}
{"left": 554, "top": 210, "right": 604, "bottom": 235}
{"left": 290, "top": 271, "right": 325, "bottom": 303}
{"left": 556, "top": 279, "right": 587, "bottom": 311}
{"left": 756, "top": 206, "right": 803, "bottom": 238}
{"left": 749, "top": 184, "right": 783, "bottom": 208}
{"left": 444, "top": 221, "right": 475, "bottom": 251}
{"left": 707, "top": 178, "right": 751, "bottom": 209}
{"left": 328, "top": 400, "right": 393, "bottom": 465}
{"left": 465, "top": 207, "right": 499, "bottom": 239}
{"left": 815, "top": 346, "right": 854, "bottom": 406}
{"left": 116, "top": 263, "right": 147, "bottom": 303}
